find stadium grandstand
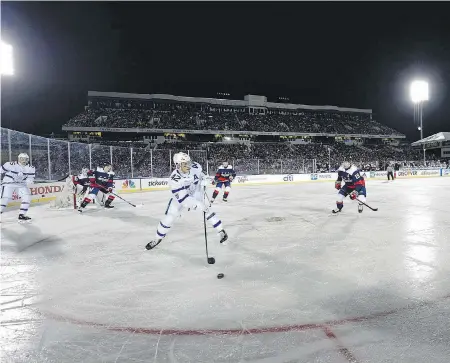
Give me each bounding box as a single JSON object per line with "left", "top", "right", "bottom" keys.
{"left": 59, "top": 91, "right": 446, "bottom": 176}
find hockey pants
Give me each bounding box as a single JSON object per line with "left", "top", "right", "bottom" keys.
{"left": 1, "top": 183, "right": 31, "bottom": 215}
{"left": 81, "top": 187, "right": 114, "bottom": 207}
{"left": 155, "top": 196, "right": 223, "bottom": 240}
{"left": 336, "top": 186, "right": 366, "bottom": 210}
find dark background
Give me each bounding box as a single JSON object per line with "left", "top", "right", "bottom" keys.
{"left": 1, "top": 1, "right": 449, "bottom": 140}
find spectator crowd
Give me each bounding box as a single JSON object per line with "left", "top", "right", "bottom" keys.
{"left": 65, "top": 101, "right": 402, "bottom": 136}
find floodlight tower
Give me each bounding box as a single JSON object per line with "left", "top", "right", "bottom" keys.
{"left": 410, "top": 80, "right": 428, "bottom": 165}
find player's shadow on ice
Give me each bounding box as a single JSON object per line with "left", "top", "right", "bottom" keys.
{"left": 148, "top": 241, "right": 209, "bottom": 266}
{"left": 1, "top": 224, "right": 65, "bottom": 256}
{"left": 85, "top": 209, "right": 160, "bottom": 227}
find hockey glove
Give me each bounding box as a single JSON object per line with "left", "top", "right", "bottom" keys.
{"left": 349, "top": 190, "right": 358, "bottom": 200}
{"left": 211, "top": 179, "right": 216, "bottom": 185}
{"left": 229, "top": 176, "right": 234, "bottom": 181}
{"left": 335, "top": 181, "right": 341, "bottom": 190}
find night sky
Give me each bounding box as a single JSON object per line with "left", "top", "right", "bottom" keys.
{"left": 1, "top": 1, "right": 450, "bottom": 141}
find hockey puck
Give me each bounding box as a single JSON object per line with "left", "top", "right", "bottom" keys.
{"left": 217, "top": 273, "right": 224, "bottom": 279}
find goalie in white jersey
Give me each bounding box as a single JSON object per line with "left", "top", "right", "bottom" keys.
{"left": 0, "top": 153, "right": 35, "bottom": 222}
{"left": 145, "top": 152, "right": 228, "bottom": 250}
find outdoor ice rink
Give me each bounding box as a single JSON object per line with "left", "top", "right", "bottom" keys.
{"left": 1, "top": 177, "right": 450, "bottom": 363}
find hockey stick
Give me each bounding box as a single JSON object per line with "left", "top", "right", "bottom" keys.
{"left": 203, "top": 185, "right": 215, "bottom": 265}
{"left": 2, "top": 174, "right": 70, "bottom": 185}
{"left": 110, "top": 192, "right": 137, "bottom": 207}
{"left": 35, "top": 174, "right": 70, "bottom": 183}
{"left": 91, "top": 183, "right": 137, "bottom": 207}
{"left": 356, "top": 198, "right": 378, "bottom": 211}
{"left": 204, "top": 190, "right": 212, "bottom": 207}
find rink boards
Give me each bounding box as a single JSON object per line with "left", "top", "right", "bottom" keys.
{"left": 4, "top": 168, "right": 449, "bottom": 207}
{"left": 112, "top": 168, "right": 448, "bottom": 192}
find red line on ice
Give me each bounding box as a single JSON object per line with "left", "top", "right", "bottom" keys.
{"left": 323, "top": 326, "right": 361, "bottom": 363}
{"left": 43, "top": 293, "right": 450, "bottom": 336}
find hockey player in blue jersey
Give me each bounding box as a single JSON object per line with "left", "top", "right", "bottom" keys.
{"left": 332, "top": 161, "right": 367, "bottom": 214}
{"left": 78, "top": 162, "right": 115, "bottom": 212}
{"left": 211, "top": 161, "right": 236, "bottom": 203}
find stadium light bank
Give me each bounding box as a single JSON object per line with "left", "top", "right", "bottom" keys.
{"left": 410, "top": 80, "right": 428, "bottom": 165}
{"left": 1, "top": 40, "right": 14, "bottom": 76}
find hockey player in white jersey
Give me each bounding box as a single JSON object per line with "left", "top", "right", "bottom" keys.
{"left": 145, "top": 152, "right": 228, "bottom": 250}
{"left": 0, "top": 153, "right": 35, "bottom": 222}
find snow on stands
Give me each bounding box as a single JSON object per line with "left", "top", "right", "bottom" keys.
{"left": 1, "top": 178, "right": 450, "bottom": 363}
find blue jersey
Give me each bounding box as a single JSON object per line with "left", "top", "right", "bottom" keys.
{"left": 88, "top": 168, "right": 114, "bottom": 188}
{"left": 215, "top": 165, "right": 236, "bottom": 183}
{"left": 337, "top": 165, "right": 365, "bottom": 188}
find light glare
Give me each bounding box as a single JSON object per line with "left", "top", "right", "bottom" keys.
{"left": 410, "top": 80, "right": 428, "bottom": 103}
{"left": 1, "top": 41, "right": 14, "bottom": 76}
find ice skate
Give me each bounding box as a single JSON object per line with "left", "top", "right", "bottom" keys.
{"left": 18, "top": 214, "right": 32, "bottom": 223}
{"left": 145, "top": 239, "right": 163, "bottom": 250}
{"left": 104, "top": 199, "right": 114, "bottom": 209}
{"left": 219, "top": 230, "right": 228, "bottom": 244}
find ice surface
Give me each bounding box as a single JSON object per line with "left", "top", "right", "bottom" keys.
{"left": 1, "top": 178, "right": 450, "bottom": 363}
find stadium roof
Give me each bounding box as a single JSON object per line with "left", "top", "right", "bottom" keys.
{"left": 88, "top": 91, "right": 373, "bottom": 114}
{"left": 411, "top": 132, "right": 450, "bottom": 146}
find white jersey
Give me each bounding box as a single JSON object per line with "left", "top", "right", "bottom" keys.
{"left": 1, "top": 161, "right": 36, "bottom": 185}
{"left": 78, "top": 171, "right": 88, "bottom": 180}
{"left": 169, "top": 161, "right": 205, "bottom": 206}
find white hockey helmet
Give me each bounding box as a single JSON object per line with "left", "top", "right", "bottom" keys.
{"left": 173, "top": 152, "right": 191, "bottom": 173}
{"left": 222, "top": 161, "right": 229, "bottom": 167}
{"left": 18, "top": 153, "right": 30, "bottom": 166}
{"left": 101, "top": 161, "right": 112, "bottom": 173}
{"left": 341, "top": 161, "right": 351, "bottom": 170}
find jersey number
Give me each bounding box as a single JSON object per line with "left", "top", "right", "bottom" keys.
{"left": 191, "top": 163, "right": 198, "bottom": 169}
{"left": 171, "top": 174, "right": 181, "bottom": 182}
